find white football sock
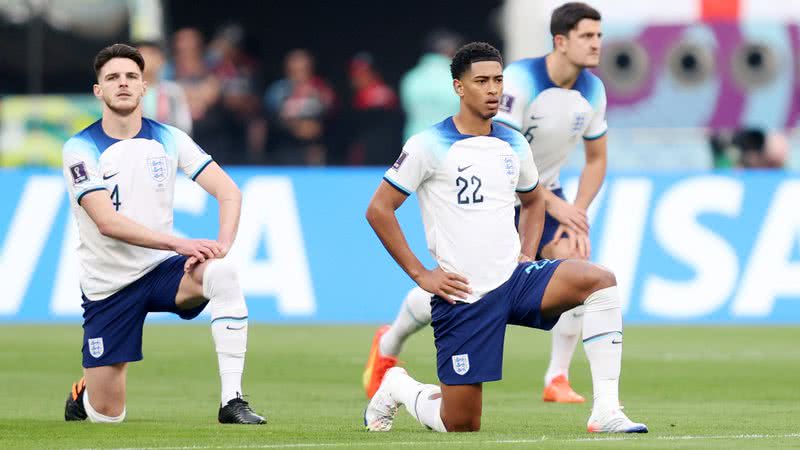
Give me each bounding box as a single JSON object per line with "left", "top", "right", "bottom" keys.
{"left": 83, "top": 388, "right": 126, "bottom": 424}
{"left": 544, "top": 305, "right": 584, "bottom": 386}
{"left": 204, "top": 259, "right": 248, "bottom": 405}
{"left": 582, "top": 286, "right": 622, "bottom": 415}
{"left": 389, "top": 371, "right": 446, "bottom": 432}
{"left": 379, "top": 286, "right": 432, "bottom": 356}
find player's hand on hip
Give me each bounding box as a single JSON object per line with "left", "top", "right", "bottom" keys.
{"left": 548, "top": 197, "right": 590, "bottom": 234}
{"left": 552, "top": 224, "right": 591, "bottom": 260}
{"left": 416, "top": 268, "right": 471, "bottom": 304}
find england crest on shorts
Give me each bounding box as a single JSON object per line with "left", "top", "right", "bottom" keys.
{"left": 452, "top": 353, "right": 470, "bottom": 375}
{"left": 88, "top": 337, "right": 104, "bottom": 358}
{"left": 147, "top": 156, "right": 168, "bottom": 182}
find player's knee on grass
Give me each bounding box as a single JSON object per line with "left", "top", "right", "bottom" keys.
{"left": 85, "top": 390, "right": 126, "bottom": 424}
{"left": 444, "top": 414, "right": 481, "bottom": 432}
{"left": 440, "top": 384, "right": 482, "bottom": 432}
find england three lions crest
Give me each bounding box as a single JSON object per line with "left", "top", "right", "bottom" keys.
{"left": 452, "top": 353, "right": 470, "bottom": 375}
{"left": 88, "top": 337, "right": 104, "bottom": 358}
{"left": 147, "top": 156, "right": 169, "bottom": 182}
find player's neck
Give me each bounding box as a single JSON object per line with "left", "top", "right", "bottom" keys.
{"left": 101, "top": 109, "right": 143, "bottom": 140}
{"left": 452, "top": 111, "right": 492, "bottom": 136}
{"left": 545, "top": 53, "right": 581, "bottom": 89}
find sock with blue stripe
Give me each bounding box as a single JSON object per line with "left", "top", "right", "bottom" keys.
{"left": 582, "top": 286, "right": 623, "bottom": 415}
{"left": 204, "top": 259, "right": 249, "bottom": 405}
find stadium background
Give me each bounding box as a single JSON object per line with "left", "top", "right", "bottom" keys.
{"left": 1, "top": 1, "right": 799, "bottom": 448}
{"left": 1, "top": 0, "right": 799, "bottom": 324}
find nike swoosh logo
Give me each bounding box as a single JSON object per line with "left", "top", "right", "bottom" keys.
{"left": 530, "top": 115, "right": 543, "bottom": 120}
{"left": 612, "top": 339, "right": 623, "bottom": 344}
{"left": 457, "top": 165, "right": 473, "bottom": 172}
{"left": 572, "top": 312, "right": 584, "bottom": 318}
{"left": 102, "top": 172, "right": 119, "bottom": 180}
{"left": 226, "top": 325, "right": 246, "bottom": 331}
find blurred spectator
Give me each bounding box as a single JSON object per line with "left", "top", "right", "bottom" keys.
{"left": 135, "top": 41, "right": 193, "bottom": 134}
{"left": 207, "top": 24, "right": 267, "bottom": 163}
{"left": 264, "top": 49, "right": 335, "bottom": 165}
{"left": 346, "top": 52, "right": 401, "bottom": 165}
{"left": 171, "top": 28, "right": 220, "bottom": 123}
{"left": 709, "top": 128, "right": 788, "bottom": 169}
{"left": 170, "top": 28, "right": 235, "bottom": 162}
{"left": 399, "top": 29, "right": 462, "bottom": 141}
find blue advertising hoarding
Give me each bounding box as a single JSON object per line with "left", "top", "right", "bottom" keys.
{"left": 1, "top": 168, "right": 798, "bottom": 323}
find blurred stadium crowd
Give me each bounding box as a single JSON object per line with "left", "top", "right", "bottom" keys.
{"left": 0, "top": 0, "right": 797, "bottom": 169}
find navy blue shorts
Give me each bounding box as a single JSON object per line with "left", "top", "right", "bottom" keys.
{"left": 81, "top": 255, "right": 208, "bottom": 368}
{"left": 430, "top": 260, "right": 563, "bottom": 385}
{"left": 515, "top": 188, "right": 566, "bottom": 258}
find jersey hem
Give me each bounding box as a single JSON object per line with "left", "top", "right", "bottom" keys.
{"left": 516, "top": 180, "right": 539, "bottom": 193}
{"left": 383, "top": 176, "right": 411, "bottom": 195}
{"left": 583, "top": 129, "right": 608, "bottom": 141}
{"left": 190, "top": 158, "right": 213, "bottom": 181}
{"left": 76, "top": 187, "right": 108, "bottom": 205}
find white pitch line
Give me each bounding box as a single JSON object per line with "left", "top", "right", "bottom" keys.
{"left": 73, "top": 433, "right": 800, "bottom": 450}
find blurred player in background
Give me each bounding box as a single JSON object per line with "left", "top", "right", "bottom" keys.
{"left": 363, "top": 42, "right": 645, "bottom": 433}
{"left": 363, "top": 2, "right": 607, "bottom": 405}
{"left": 136, "top": 41, "right": 193, "bottom": 134}
{"left": 62, "top": 44, "right": 264, "bottom": 425}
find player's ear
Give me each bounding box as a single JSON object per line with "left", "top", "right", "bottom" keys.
{"left": 453, "top": 78, "right": 464, "bottom": 98}
{"left": 92, "top": 83, "right": 102, "bottom": 99}
{"left": 554, "top": 34, "right": 568, "bottom": 53}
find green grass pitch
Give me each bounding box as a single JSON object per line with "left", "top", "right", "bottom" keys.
{"left": 0, "top": 324, "right": 798, "bottom": 449}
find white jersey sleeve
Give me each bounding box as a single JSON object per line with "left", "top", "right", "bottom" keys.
{"left": 495, "top": 60, "right": 535, "bottom": 132}
{"left": 167, "top": 125, "right": 213, "bottom": 180}
{"left": 62, "top": 136, "right": 107, "bottom": 205}
{"left": 383, "top": 133, "right": 436, "bottom": 194}
{"left": 583, "top": 76, "right": 608, "bottom": 140}
{"left": 516, "top": 142, "right": 539, "bottom": 193}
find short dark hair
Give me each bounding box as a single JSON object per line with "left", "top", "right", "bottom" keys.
{"left": 550, "top": 2, "right": 601, "bottom": 38}
{"left": 93, "top": 43, "right": 145, "bottom": 79}
{"left": 450, "top": 42, "right": 503, "bottom": 80}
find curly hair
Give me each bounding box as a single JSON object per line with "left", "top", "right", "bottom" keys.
{"left": 450, "top": 42, "right": 503, "bottom": 80}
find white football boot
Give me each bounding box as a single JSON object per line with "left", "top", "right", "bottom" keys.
{"left": 587, "top": 407, "right": 648, "bottom": 433}
{"left": 363, "top": 367, "right": 406, "bottom": 431}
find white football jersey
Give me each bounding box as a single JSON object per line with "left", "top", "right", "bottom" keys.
{"left": 384, "top": 117, "right": 539, "bottom": 302}
{"left": 62, "top": 118, "right": 212, "bottom": 301}
{"left": 495, "top": 56, "right": 607, "bottom": 190}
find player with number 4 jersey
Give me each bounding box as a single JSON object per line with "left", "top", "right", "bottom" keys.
{"left": 62, "top": 43, "right": 264, "bottom": 426}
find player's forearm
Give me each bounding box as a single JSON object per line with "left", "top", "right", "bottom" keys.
{"left": 97, "top": 213, "right": 179, "bottom": 251}
{"left": 574, "top": 155, "right": 606, "bottom": 211}
{"left": 366, "top": 204, "right": 427, "bottom": 282}
{"left": 215, "top": 192, "right": 242, "bottom": 248}
{"left": 518, "top": 193, "right": 545, "bottom": 258}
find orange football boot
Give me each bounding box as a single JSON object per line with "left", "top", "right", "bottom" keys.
{"left": 362, "top": 325, "right": 398, "bottom": 398}
{"left": 542, "top": 374, "right": 585, "bottom": 403}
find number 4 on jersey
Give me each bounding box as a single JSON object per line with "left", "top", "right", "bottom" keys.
{"left": 110, "top": 185, "right": 121, "bottom": 211}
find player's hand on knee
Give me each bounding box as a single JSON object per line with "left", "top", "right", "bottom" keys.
{"left": 552, "top": 225, "right": 591, "bottom": 260}
{"left": 174, "top": 238, "right": 222, "bottom": 263}
{"left": 548, "top": 198, "right": 589, "bottom": 234}
{"left": 416, "top": 268, "right": 471, "bottom": 304}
